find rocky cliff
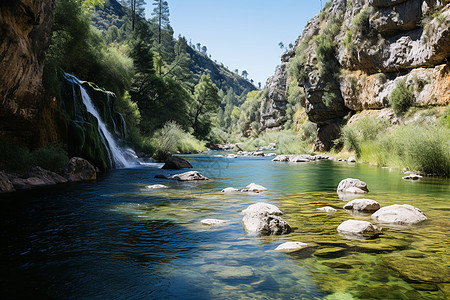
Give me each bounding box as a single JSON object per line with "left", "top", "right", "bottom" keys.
{"left": 262, "top": 0, "right": 449, "bottom": 150}
{"left": 0, "top": 0, "right": 55, "bottom": 147}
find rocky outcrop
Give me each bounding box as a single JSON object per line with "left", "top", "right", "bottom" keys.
{"left": 242, "top": 202, "right": 292, "bottom": 235}
{"left": 64, "top": 157, "right": 97, "bottom": 182}
{"left": 0, "top": 0, "right": 54, "bottom": 147}
{"left": 162, "top": 156, "right": 193, "bottom": 170}
{"left": 1, "top": 167, "right": 68, "bottom": 192}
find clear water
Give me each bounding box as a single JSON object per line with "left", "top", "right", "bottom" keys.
{"left": 1, "top": 155, "right": 449, "bottom": 299}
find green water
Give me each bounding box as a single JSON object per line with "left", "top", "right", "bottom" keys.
{"left": 1, "top": 155, "right": 449, "bottom": 299}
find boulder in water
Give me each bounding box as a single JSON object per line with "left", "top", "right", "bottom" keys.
{"left": 337, "top": 178, "right": 369, "bottom": 193}
{"left": 402, "top": 174, "right": 423, "bottom": 180}
{"left": 337, "top": 219, "right": 381, "bottom": 239}
{"left": 242, "top": 202, "right": 291, "bottom": 235}
{"left": 170, "top": 171, "right": 208, "bottom": 181}
{"left": 146, "top": 184, "right": 168, "bottom": 189}
{"left": 64, "top": 157, "right": 97, "bottom": 182}
{"left": 274, "top": 242, "right": 308, "bottom": 252}
{"left": 343, "top": 199, "right": 380, "bottom": 212}
{"left": 200, "top": 219, "right": 227, "bottom": 226}
{"left": 221, "top": 187, "right": 240, "bottom": 193}
{"left": 317, "top": 206, "right": 337, "bottom": 213}
{"left": 241, "top": 183, "right": 267, "bottom": 193}
{"left": 371, "top": 204, "right": 427, "bottom": 225}
{"left": 162, "top": 156, "right": 193, "bottom": 170}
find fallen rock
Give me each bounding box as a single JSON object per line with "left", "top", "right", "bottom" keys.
{"left": 146, "top": 184, "right": 168, "bottom": 189}
{"left": 64, "top": 157, "right": 97, "bottom": 182}
{"left": 274, "top": 241, "right": 308, "bottom": 252}
{"left": 371, "top": 204, "right": 427, "bottom": 225}
{"left": 343, "top": 199, "right": 380, "bottom": 212}
{"left": 337, "top": 178, "right": 369, "bottom": 193}
{"left": 200, "top": 219, "right": 227, "bottom": 226}
{"left": 221, "top": 187, "right": 240, "bottom": 193}
{"left": 402, "top": 174, "right": 423, "bottom": 180}
{"left": 242, "top": 202, "right": 291, "bottom": 235}
{"left": 317, "top": 206, "right": 338, "bottom": 213}
{"left": 337, "top": 219, "right": 381, "bottom": 240}
{"left": 162, "top": 156, "right": 193, "bottom": 170}
{"left": 170, "top": 171, "right": 208, "bottom": 181}
{"left": 241, "top": 183, "right": 267, "bottom": 193}
{"left": 0, "top": 171, "right": 15, "bottom": 193}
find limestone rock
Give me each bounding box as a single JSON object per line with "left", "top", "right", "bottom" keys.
{"left": 371, "top": 204, "right": 427, "bottom": 225}
{"left": 317, "top": 206, "right": 338, "bottom": 213}
{"left": 242, "top": 202, "right": 291, "bottom": 235}
{"left": 344, "top": 199, "right": 381, "bottom": 212}
{"left": 274, "top": 242, "right": 308, "bottom": 252}
{"left": 0, "top": 172, "right": 15, "bottom": 193}
{"left": 241, "top": 183, "right": 267, "bottom": 192}
{"left": 337, "top": 219, "right": 381, "bottom": 239}
{"left": 337, "top": 178, "right": 369, "bottom": 193}
{"left": 64, "top": 157, "right": 97, "bottom": 182}
{"left": 200, "top": 219, "right": 227, "bottom": 226}
{"left": 170, "top": 171, "right": 208, "bottom": 181}
{"left": 162, "top": 156, "right": 193, "bottom": 170}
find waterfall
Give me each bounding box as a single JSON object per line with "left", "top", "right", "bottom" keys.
{"left": 64, "top": 73, "right": 139, "bottom": 169}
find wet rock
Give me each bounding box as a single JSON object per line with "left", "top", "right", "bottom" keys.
{"left": 383, "top": 256, "right": 450, "bottom": 283}
{"left": 314, "top": 247, "right": 347, "bottom": 258}
{"left": 64, "top": 157, "right": 97, "bottom": 182}
{"left": 170, "top": 171, "right": 208, "bottom": 181}
{"left": 241, "top": 183, "right": 267, "bottom": 193}
{"left": 242, "top": 202, "right": 291, "bottom": 235}
{"left": 162, "top": 156, "right": 193, "bottom": 170}
{"left": 200, "top": 219, "right": 227, "bottom": 226}
{"left": 371, "top": 204, "right": 427, "bottom": 225}
{"left": 274, "top": 242, "right": 308, "bottom": 253}
{"left": 402, "top": 174, "right": 423, "bottom": 180}
{"left": 0, "top": 171, "right": 15, "bottom": 193}
{"left": 322, "top": 261, "right": 353, "bottom": 269}
{"left": 343, "top": 199, "right": 380, "bottom": 212}
{"left": 337, "top": 219, "right": 381, "bottom": 240}
{"left": 146, "top": 184, "right": 168, "bottom": 189}
{"left": 214, "top": 265, "right": 255, "bottom": 280}
{"left": 317, "top": 206, "right": 338, "bottom": 213}
{"left": 221, "top": 187, "right": 240, "bottom": 193}
{"left": 337, "top": 178, "right": 369, "bottom": 194}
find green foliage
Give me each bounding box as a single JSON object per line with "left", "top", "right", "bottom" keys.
{"left": 315, "top": 15, "right": 343, "bottom": 77}
{"left": 239, "top": 131, "right": 310, "bottom": 155}
{"left": 0, "top": 138, "right": 68, "bottom": 173}
{"left": 441, "top": 105, "right": 450, "bottom": 129}
{"left": 191, "top": 74, "right": 220, "bottom": 138}
{"left": 344, "top": 7, "right": 370, "bottom": 52}
{"left": 149, "top": 121, "right": 206, "bottom": 161}
{"left": 390, "top": 80, "right": 415, "bottom": 115}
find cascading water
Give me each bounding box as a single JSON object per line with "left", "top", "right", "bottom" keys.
{"left": 64, "top": 73, "right": 139, "bottom": 169}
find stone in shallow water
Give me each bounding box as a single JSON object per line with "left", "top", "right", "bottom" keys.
{"left": 402, "top": 174, "right": 423, "bottom": 180}
{"left": 314, "top": 247, "right": 347, "bottom": 258}
{"left": 214, "top": 266, "right": 255, "bottom": 280}
{"left": 343, "top": 199, "right": 380, "bottom": 212}
{"left": 242, "top": 202, "right": 291, "bottom": 235}
{"left": 337, "top": 219, "right": 381, "bottom": 240}
{"left": 274, "top": 242, "right": 308, "bottom": 252}
{"left": 371, "top": 204, "right": 427, "bottom": 225}
{"left": 382, "top": 256, "right": 450, "bottom": 283}
{"left": 200, "top": 219, "right": 227, "bottom": 226}
{"left": 317, "top": 206, "right": 337, "bottom": 213}
{"left": 322, "top": 261, "right": 353, "bottom": 269}
{"left": 221, "top": 187, "right": 239, "bottom": 193}
{"left": 241, "top": 183, "right": 267, "bottom": 192}
{"left": 337, "top": 178, "right": 369, "bottom": 193}
{"left": 146, "top": 184, "right": 168, "bottom": 189}
{"left": 170, "top": 171, "right": 208, "bottom": 181}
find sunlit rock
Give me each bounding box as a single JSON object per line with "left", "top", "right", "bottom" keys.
{"left": 242, "top": 202, "right": 291, "bottom": 235}
{"left": 64, "top": 157, "right": 97, "bottom": 182}
{"left": 221, "top": 187, "right": 239, "bottom": 193}
{"left": 146, "top": 184, "right": 168, "bottom": 189}
{"left": 241, "top": 183, "right": 267, "bottom": 192}
{"left": 402, "top": 174, "right": 423, "bottom": 180}
{"left": 170, "top": 171, "right": 208, "bottom": 181}
{"left": 337, "top": 178, "right": 369, "bottom": 194}
{"left": 274, "top": 242, "right": 308, "bottom": 253}
{"left": 272, "top": 155, "right": 289, "bottom": 162}
{"left": 200, "top": 219, "right": 227, "bottom": 226}
{"left": 371, "top": 204, "right": 427, "bottom": 225}
{"left": 337, "top": 219, "right": 381, "bottom": 240}
{"left": 343, "top": 199, "right": 380, "bottom": 212}
{"left": 317, "top": 206, "right": 338, "bottom": 213}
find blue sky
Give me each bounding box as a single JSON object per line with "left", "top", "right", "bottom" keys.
{"left": 144, "top": 1, "right": 322, "bottom": 87}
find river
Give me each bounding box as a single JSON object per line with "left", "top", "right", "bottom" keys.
{"left": 1, "top": 155, "right": 449, "bottom": 299}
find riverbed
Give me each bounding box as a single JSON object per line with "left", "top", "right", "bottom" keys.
{"left": 1, "top": 155, "right": 449, "bottom": 299}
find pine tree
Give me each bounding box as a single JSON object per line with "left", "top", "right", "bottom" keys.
{"left": 151, "top": 0, "right": 170, "bottom": 45}
{"left": 128, "top": 0, "right": 146, "bottom": 31}
{"left": 191, "top": 74, "right": 220, "bottom": 137}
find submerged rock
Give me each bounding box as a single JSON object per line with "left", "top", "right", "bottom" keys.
{"left": 274, "top": 241, "right": 308, "bottom": 252}
{"left": 64, "top": 157, "right": 97, "bottom": 182}
{"left": 241, "top": 183, "right": 267, "bottom": 192}
{"left": 343, "top": 199, "right": 380, "bottom": 212}
{"left": 337, "top": 178, "right": 369, "bottom": 194}
{"left": 221, "top": 187, "right": 240, "bottom": 193}
{"left": 200, "top": 219, "right": 227, "bottom": 226}
{"left": 371, "top": 204, "right": 427, "bottom": 225}
{"left": 337, "top": 219, "right": 381, "bottom": 240}
{"left": 162, "top": 156, "right": 193, "bottom": 170}
{"left": 317, "top": 206, "right": 338, "bottom": 213}
{"left": 170, "top": 171, "right": 208, "bottom": 181}
{"left": 242, "top": 202, "right": 291, "bottom": 235}
{"left": 146, "top": 184, "right": 168, "bottom": 189}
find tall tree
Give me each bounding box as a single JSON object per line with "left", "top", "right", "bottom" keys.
{"left": 151, "top": 0, "right": 170, "bottom": 45}
{"left": 241, "top": 70, "right": 248, "bottom": 79}
{"left": 191, "top": 74, "right": 220, "bottom": 137}
{"left": 128, "top": 0, "right": 146, "bottom": 31}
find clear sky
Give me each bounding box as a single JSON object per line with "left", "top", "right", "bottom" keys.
{"left": 144, "top": 1, "right": 322, "bottom": 87}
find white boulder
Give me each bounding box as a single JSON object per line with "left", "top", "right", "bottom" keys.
{"left": 274, "top": 242, "right": 308, "bottom": 252}
{"left": 242, "top": 202, "right": 291, "bottom": 235}
{"left": 337, "top": 178, "right": 369, "bottom": 194}
{"left": 337, "top": 219, "right": 381, "bottom": 239}
{"left": 146, "top": 184, "right": 168, "bottom": 189}
{"left": 221, "top": 187, "right": 240, "bottom": 193}
{"left": 371, "top": 204, "right": 427, "bottom": 225}
{"left": 200, "top": 219, "right": 227, "bottom": 226}
{"left": 343, "top": 199, "right": 380, "bottom": 212}
{"left": 317, "top": 206, "right": 337, "bottom": 213}
{"left": 241, "top": 183, "right": 267, "bottom": 193}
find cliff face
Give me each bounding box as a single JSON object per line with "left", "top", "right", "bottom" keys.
{"left": 262, "top": 0, "right": 450, "bottom": 150}
{"left": 0, "top": 0, "right": 55, "bottom": 147}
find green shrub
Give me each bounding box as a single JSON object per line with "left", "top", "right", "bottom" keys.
{"left": 390, "top": 80, "right": 414, "bottom": 115}
{"left": 238, "top": 131, "right": 310, "bottom": 155}
{"left": 440, "top": 104, "right": 450, "bottom": 129}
